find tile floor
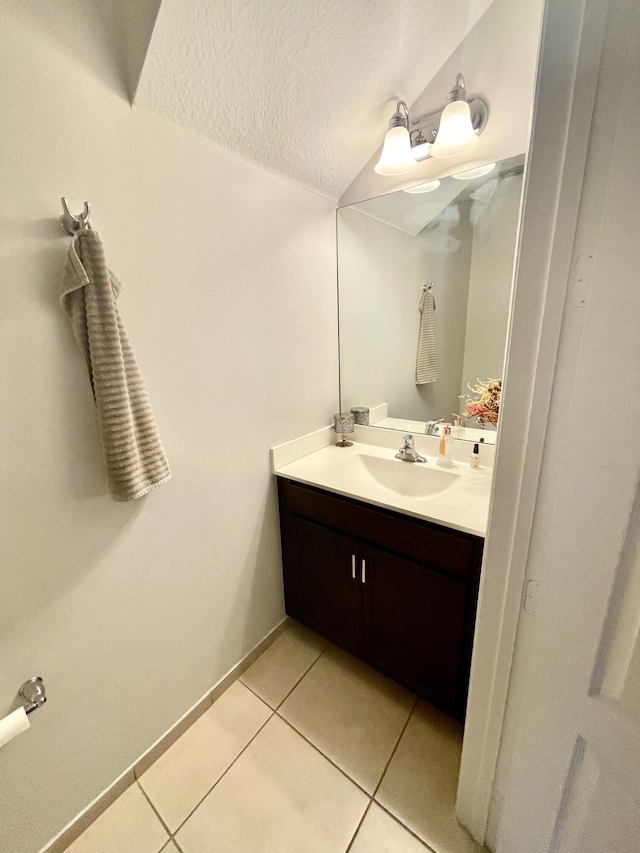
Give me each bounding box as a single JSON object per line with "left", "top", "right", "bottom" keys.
{"left": 66, "top": 621, "right": 485, "bottom": 853}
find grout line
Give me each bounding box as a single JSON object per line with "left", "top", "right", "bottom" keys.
{"left": 136, "top": 781, "right": 173, "bottom": 840}
{"left": 170, "top": 835, "right": 186, "bottom": 853}
{"left": 239, "top": 624, "right": 329, "bottom": 712}
{"left": 372, "top": 694, "right": 419, "bottom": 800}
{"left": 274, "top": 636, "right": 331, "bottom": 710}
{"left": 275, "top": 713, "right": 372, "bottom": 798}
{"left": 170, "top": 710, "right": 275, "bottom": 836}
{"left": 239, "top": 680, "right": 275, "bottom": 707}
{"left": 344, "top": 799, "right": 373, "bottom": 853}
{"left": 373, "top": 801, "right": 440, "bottom": 853}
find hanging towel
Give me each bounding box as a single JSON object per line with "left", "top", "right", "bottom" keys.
{"left": 415, "top": 289, "right": 438, "bottom": 384}
{"left": 60, "top": 229, "right": 171, "bottom": 501}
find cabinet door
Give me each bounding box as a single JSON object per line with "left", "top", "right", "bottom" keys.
{"left": 292, "top": 517, "right": 362, "bottom": 654}
{"left": 362, "top": 545, "right": 468, "bottom": 715}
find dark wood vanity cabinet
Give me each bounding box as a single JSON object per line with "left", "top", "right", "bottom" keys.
{"left": 277, "top": 478, "right": 484, "bottom": 720}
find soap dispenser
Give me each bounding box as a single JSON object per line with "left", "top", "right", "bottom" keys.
{"left": 451, "top": 414, "right": 466, "bottom": 439}
{"left": 437, "top": 424, "right": 454, "bottom": 468}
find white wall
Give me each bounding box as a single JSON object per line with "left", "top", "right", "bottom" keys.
{"left": 338, "top": 206, "right": 471, "bottom": 423}
{"left": 0, "top": 7, "right": 338, "bottom": 853}
{"left": 339, "top": 0, "right": 543, "bottom": 206}
{"left": 460, "top": 170, "right": 523, "bottom": 398}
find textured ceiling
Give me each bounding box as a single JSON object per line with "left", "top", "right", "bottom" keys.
{"left": 135, "top": 0, "right": 495, "bottom": 200}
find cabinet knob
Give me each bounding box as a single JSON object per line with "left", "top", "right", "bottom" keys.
{"left": 351, "top": 554, "right": 356, "bottom": 579}
{"left": 361, "top": 559, "right": 366, "bottom": 584}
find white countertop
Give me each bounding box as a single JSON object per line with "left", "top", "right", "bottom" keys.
{"left": 273, "top": 435, "right": 492, "bottom": 538}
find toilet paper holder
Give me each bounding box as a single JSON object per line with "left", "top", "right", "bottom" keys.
{"left": 19, "top": 677, "right": 46, "bottom": 715}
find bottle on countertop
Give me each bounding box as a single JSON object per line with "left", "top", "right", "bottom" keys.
{"left": 470, "top": 442, "right": 480, "bottom": 469}
{"left": 451, "top": 414, "right": 466, "bottom": 439}
{"left": 437, "top": 424, "right": 454, "bottom": 468}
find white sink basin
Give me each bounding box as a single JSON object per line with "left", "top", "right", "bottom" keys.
{"left": 327, "top": 454, "right": 460, "bottom": 500}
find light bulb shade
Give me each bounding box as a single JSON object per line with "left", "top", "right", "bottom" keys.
{"left": 402, "top": 180, "right": 441, "bottom": 194}
{"left": 374, "top": 126, "right": 417, "bottom": 176}
{"left": 431, "top": 101, "right": 480, "bottom": 159}
{"left": 451, "top": 162, "right": 496, "bottom": 180}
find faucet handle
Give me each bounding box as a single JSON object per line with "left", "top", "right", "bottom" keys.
{"left": 401, "top": 434, "right": 415, "bottom": 448}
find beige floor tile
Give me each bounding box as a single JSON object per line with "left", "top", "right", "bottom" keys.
{"left": 349, "top": 803, "right": 431, "bottom": 853}
{"left": 376, "top": 700, "right": 483, "bottom": 853}
{"left": 279, "top": 645, "right": 414, "bottom": 793}
{"left": 66, "top": 783, "right": 168, "bottom": 853}
{"left": 240, "top": 620, "right": 328, "bottom": 708}
{"left": 139, "top": 681, "right": 271, "bottom": 831}
{"left": 176, "top": 715, "right": 368, "bottom": 853}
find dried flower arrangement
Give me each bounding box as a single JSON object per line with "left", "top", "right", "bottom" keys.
{"left": 461, "top": 377, "right": 501, "bottom": 426}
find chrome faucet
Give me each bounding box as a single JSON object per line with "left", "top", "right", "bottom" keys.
{"left": 395, "top": 434, "right": 426, "bottom": 463}
{"left": 425, "top": 418, "right": 444, "bottom": 436}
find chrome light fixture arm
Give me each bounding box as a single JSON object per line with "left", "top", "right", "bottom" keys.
{"left": 388, "top": 100, "right": 410, "bottom": 131}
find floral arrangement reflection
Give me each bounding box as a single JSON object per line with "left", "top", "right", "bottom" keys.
{"left": 461, "top": 378, "right": 501, "bottom": 427}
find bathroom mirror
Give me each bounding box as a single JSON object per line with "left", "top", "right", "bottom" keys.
{"left": 337, "top": 154, "right": 524, "bottom": 443}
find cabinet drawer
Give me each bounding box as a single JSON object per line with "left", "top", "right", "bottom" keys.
{"left": 278, "top": 478, "right": 474, "bottom": 579}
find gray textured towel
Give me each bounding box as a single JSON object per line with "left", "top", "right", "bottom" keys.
{"left": 60, "top": 229, "right": 171, "bottom": 501}
{"left": 415, "top": 289, "right": 438, "bottom": 384}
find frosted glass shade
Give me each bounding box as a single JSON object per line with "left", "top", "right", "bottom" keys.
{"left": 452, "top": 162, "right": 496, "bottom": 180}
{"left": 374, "top": 126, "right": 417, "bottom": 176}
{"left": 403, "top": 180, "right": 441, "bottom": 194}
{"left": 431, "top": 101, "right": 480, "bottom": 159}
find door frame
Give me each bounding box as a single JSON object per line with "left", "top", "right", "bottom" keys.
{"left": 455, "top": 0, "right": 613, "bottom": 842}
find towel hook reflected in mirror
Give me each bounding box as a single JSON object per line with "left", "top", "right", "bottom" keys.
{"left": 59, "top": 197, "right": 91, "bottom": 235}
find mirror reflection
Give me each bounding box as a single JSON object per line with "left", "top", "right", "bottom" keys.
{"left": 337, "top": 155, "right": 524, "bottom": 443}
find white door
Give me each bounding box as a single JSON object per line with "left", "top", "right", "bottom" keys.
{"left": 491, "top": 0, "right": 640, "bottom": 850}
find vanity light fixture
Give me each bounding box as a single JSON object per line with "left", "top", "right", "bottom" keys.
{"left": 451, "top": 162, "right": 496, "bottom": 180}
{"left": 431, "top": 75, "right": 481, "bottom": 159}
{"left": 402, "top": 180, "right": 441, "bottom": 194}
{"left": 374, "top": 101, "right": 416, "bottom": 176}
{"left": 374, "top": 74, "right": 487, "bottom": 175}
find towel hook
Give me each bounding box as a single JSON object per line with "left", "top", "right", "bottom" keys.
{"left": 59, "top": 197, "right": 91, "bottom": 236}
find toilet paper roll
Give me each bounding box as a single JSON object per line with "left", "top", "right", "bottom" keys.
{"left": 0, "top": 707, "right": 30, "bottom": 749}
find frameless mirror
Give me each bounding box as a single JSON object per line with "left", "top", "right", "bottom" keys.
{"left": 337, "top": 154, "right": 524, "bottom": 443}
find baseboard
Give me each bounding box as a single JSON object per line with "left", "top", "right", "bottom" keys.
{"left": 40, "top": 616, "right": 291, "bottom": 853}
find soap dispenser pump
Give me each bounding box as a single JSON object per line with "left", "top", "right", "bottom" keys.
{"left": 437, "top": 424, "right": 454, "bottom": 468}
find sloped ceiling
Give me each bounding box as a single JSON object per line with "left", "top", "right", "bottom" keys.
{"left": 15, "top": 0, "right": 161, "bottom": 101}
{"left": 349, "top": 181, "right": 470, "bottom": 237}
{"left": 349, "top": 155, "right": 525, "bottom": 235}
{"left": 135, "top": 0, "right": 495, "bottom": 200}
